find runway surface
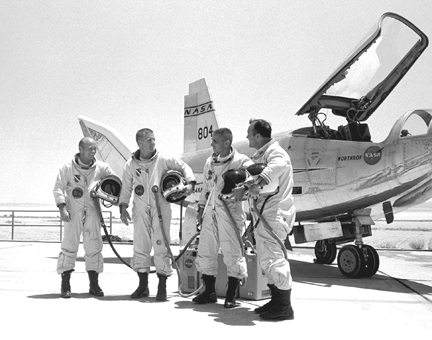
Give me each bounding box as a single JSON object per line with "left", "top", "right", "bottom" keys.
{"left": 1, "top": 241, "right": 431, "bottom": 338}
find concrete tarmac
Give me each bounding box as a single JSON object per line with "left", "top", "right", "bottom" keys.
{"left": 1, "top": 241, "right": 431, "bottom": 338}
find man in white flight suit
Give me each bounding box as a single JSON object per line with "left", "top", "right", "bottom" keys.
{"left": 193, "top": 128, "right": 253, "bottom": 308}
{"left": 119, "top": 128, "right": 195, "bottom": 301}
{"left": 232, "top": 119, "right": 296, "bottom": 321}
{"left": 53, "top": 137, "right": 117, "bottom": 298}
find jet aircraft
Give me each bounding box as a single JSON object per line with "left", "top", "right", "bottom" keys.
{"left": 79, "top": 12, "right": 430, "bottom": 278}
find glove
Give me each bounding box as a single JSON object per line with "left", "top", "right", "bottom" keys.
{"left": 182, "top": 184, "right": 194, "bottom": 196}
{"left": 59, "top": 205, "right": 70, "bottom": 222}
{"left": 120, "top": 205, "right": 131, "bottom": 226}
{"left": 230, "top": 186, "right": 247, "bottom": 201}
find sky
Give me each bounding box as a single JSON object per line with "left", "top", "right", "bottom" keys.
{"left": 1, "top": 0, "right": 432, "bottom": 205}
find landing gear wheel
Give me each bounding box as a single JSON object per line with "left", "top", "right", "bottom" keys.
{"left": 314, "top": 240, "right": 337, "bottom": 264}
{"left": 337, "top": 245, "right": 364, "bottom": 278}
{"left": 360, "top": 245, "right": 380, "bottom": 277}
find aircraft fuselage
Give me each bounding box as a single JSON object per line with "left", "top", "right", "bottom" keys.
{"left": 185, "top": 110, "right": 432, "bottom": 224}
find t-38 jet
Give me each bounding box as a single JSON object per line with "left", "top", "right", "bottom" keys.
{"left": 79, "top": 12, "right": 430, "bottom": 278}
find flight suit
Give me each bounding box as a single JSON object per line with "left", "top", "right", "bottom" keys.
{"left": 53, "top": 155, "right": 116, "bottom": 274}
{"left": 196, "top": 148, "right": 253, "bottom": 279}
{"left": 119, "top": 150, "right": 195, "bottom": 276}
{"left": 250, "top": 139, "right": 296, "bottom": 290}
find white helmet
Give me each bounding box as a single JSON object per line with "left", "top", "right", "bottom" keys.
{"left": 161, "top": 170, "right": 187, "bottom": 203}
{"left": 90, "top": 175, "right": 122, "bottom": 205}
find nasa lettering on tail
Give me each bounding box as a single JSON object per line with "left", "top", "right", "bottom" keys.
{"left": 184, "top": 101, "right": 215, "bottom": 117}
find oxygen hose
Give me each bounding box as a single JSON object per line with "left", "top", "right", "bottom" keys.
{"left": 251, "top": 198, "right": 288, "bottom": 260}
{"left": 174, "top": 232, "right": 203, "bottom": 297}
{"left": 219, "top": 195, "right": 245, "bottom": 257}
{"left": 175, "top": 230, "right": 200, "bottom": 262}
{"left": 152, "top": 185, "right": 203, "bottom": 298}
{"left": 93, "top": 197, "right": 134, "bottom": 270}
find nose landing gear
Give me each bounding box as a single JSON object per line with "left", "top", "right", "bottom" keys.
{"left": 314, "top": 240, "right": 337, "bottom": 264}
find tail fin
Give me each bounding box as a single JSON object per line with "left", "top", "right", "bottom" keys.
{"left": 78, "top": 115, "right": 133, "bottom": 178}
{"left": 183, "top": 78, "right": 220, "bottom": 154}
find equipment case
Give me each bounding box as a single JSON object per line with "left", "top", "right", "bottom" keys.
{"left": 178, "top": 247, "right": 270, "bottom": 301}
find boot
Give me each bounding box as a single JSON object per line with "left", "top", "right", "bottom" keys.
{"left": 224, "top": 277, "right": 241, "bottom": 308}
{"left": 259, "top": 288, "right": 294, "bottom": 321}
{"left": 88, "top": 271, "right": 104, "bottom": 297}
{"left": 60, "top": 269, "right": 73, "bottom": 298}
{"left": 131, "top": 272, "right": 149, "bottom": 299}
{"left": 156, "top": 273, "right": 168, "bottom": 301}
{"left": 254, "top": 284, "right": 276, "bottom": 314}
{"left": 192, "top": 274, "right": 217, "bottom": 304}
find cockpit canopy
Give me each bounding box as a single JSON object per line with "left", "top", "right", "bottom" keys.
{"left": 296, "top": 13, "right": 428, "bottom": 124}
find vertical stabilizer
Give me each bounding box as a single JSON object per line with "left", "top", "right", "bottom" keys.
{"left": 78, "top": 115, "right": 133, "bottom": 178}
{"left": 183, "top": 78, "right": 220, "bottom": 154}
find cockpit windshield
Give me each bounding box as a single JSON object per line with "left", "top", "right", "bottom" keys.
{"left": 326, "top": 18, "right": 420, "bottom": 100}
{"left": 295, "top": 13, "right": 429, "bottom": 123}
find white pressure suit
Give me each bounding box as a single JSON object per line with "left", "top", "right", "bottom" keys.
{"left": 119, "top": 149, "right": 195, "bottom": 276}
{"left": 249, "top": 139, "right": 296, "bottom": 290}
{"left": 196, "top": 148, "right": 253, "bottom": 279}
{"left": 53, "top": 154, "right": 116, "bottom": 274}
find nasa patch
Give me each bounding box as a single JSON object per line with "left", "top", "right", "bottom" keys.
{"left": 72, "top": 187, "right": 84, "bottom": 198}
{"left": 364, "top": 146, "right": 382, "bottom": 165}
{"left": 135, "top": 185, "right": 145, "bottom": 196}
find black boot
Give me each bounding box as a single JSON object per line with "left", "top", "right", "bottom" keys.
{"left": 259, "top": 288, "right": 294, "bottom": 321}
{"left": 192, "top": 274, "right": 217, "bottom": 304}
{"left": 156, "top": 273, "right": 168, "bottom": 301}
{"left": 224, "top": 277, "right": 241, "bottom": 308}
{"left": 60, "top": 269, "right": 73, "bottom": 298}
{"left": 88, "top": 271, "right": 104, "bottom": 297}
{"left": 254, "top": 284, "right": 276, "bottom": 314}
{"left": 131, "top": 272, "right": 149, "bottom": 299}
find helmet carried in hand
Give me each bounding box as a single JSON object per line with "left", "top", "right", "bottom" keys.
{"left": 90, "top": 175, "right": 122, "bottom": 205}
{"left": 246, "top": 163, "right": 279, "bottom": 195}
{"left": 219, "top": 169, "right": 247, "bottom": 200}
{"left": 222, "top": 169, "right": 247, "bottom": 194}
{"left": 161, "top": 170, "right": 188, "bottom": 203}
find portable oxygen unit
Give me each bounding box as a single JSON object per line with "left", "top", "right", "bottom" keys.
{"left": 178, "top": 205, "right": 271, "bottom": 301}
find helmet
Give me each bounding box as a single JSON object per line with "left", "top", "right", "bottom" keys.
{"left": 246, "top": 163, "right": 279, "bottom": 195}
{"left": 221, "top": 169, "right": 247, "bottom": 195}
{"left": 90, "top": 175, "right": 122, "bottom": 205}
{"left": 161, "top": 170, "right": 187, "bottom": 203}
{"left": 246, "top": 163, "right": 266, "bottom": 176}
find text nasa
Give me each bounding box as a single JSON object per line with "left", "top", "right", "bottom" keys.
{"left": 184, "top": 102, "right": 214, "bottom": 116}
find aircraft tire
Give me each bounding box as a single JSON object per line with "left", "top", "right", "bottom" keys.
{"left": 314, "top": 240, "right": 337, "bottom": 264}
{"left": 360, "top": 245, "right": 380, "bottom": 277}
{"left": 337, "top": 245, "right": 364, "bottom": 278}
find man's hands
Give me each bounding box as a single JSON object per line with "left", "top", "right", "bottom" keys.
{"left": 230, "top": 176, "right": 265, "bottom": 201}
{"left": 120, "top": 205, "right": 131, "bottom": 226}
{"left": 120, "top": 210, "right": 131, "bottom": 226}
{"left": 230, "top": 186, "right": 247, "bottom": 201}
{"left": 182, "top": 184, "right": 194, "bottom": 196}
{"left": 59, "top": 204, "right": 70, "bottom": 222}
{"left": 248, "top": 183, "right": 261, "bottom": 198}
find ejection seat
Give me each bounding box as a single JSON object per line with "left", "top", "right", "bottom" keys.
{"left": 338, "top": 122, "right": 371, "bottom": 142}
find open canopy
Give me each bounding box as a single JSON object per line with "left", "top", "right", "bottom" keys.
{"left": 295, "top": 12, "right": 429, "bottom": 123}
